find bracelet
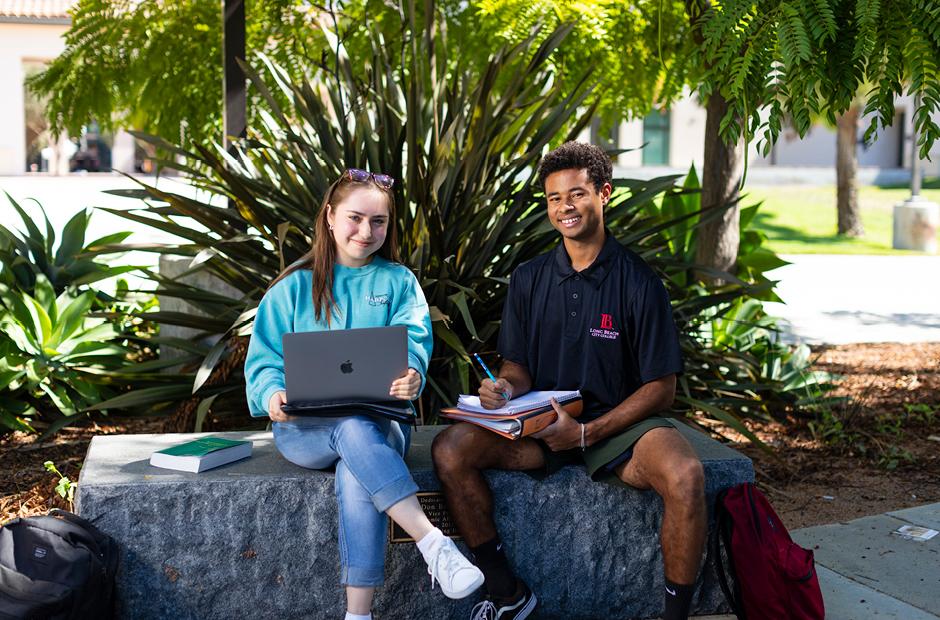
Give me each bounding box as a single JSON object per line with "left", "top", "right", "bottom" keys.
{"left": 580, "top": 423, "right": 587, "bottom": 451}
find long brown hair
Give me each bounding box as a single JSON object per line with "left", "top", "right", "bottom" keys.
{"left": 268, "top": 176, "right": 400, "bottom": 324}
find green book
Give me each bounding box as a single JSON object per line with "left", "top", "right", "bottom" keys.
{"left": 150, "top": 436, "right": 252, "bottom": 472}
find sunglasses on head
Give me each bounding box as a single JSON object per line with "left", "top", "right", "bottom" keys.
{"left": 342, "top": 168, "right": 395, "bottom": 189}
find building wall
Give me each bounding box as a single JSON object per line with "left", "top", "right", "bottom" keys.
{"left": 616, "top": 119, "right": 643, "bottom": 167}
{"left": 668, "top": 95, "right": 707, "bottom": 170}
{"left": 753, "top": 111, "right": 905, "bottom": 169}
{"left": 607, "top": 92, "right": 940, "bottom": 179}
{"left": 0, "top": 21, "right": 68, "bottom": 175}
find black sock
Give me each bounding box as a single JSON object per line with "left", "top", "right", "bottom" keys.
{"left": 470, "top": 538, "right": 517, "bottom": 599}
{"left": 663, "top": 579, "right": 695, "bottom": 620}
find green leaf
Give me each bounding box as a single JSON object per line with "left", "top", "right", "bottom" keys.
{"left": 432, "top": 322, "right": 470, "bottom": 362}
{"left": 50, "top": 290, "right": 96, "bottom": 345}
{"left": 674, "top": 396, "right": 772, "bottom": 454}
{"left": 447, "top": 291, "right": 480, "bottom": 342}
{"left": 87, "top": 385, "right": 194, "bottom": 411}
{"left": 55, "top": 209, "right": 89, "bottom": 267}
{"left": 194, "top": 394, "right": 219, "bottom": 433}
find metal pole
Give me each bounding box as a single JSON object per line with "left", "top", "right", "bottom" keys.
{"left": 223, "top": 0, "right": 246, "bottom": 153}
{"left": 911, "top": 93, "right": 922, "bottom": 198}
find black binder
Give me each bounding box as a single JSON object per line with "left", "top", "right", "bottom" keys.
{"left": 280, "top": 399, "right": 417, "bottom": 424}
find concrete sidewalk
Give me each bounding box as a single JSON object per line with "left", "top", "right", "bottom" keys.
{"left": 793, "top": 502, "right": 940, "bottom": 619}
{"left": 691, "top": 503, "right": 940, "bottom": 620}
{"left": 765, "top": 255, "right": 940, "bottom": 344}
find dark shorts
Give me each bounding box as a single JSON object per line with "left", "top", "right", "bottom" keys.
{"left": 537, "top": 415, "right": 676, "bottom": 480}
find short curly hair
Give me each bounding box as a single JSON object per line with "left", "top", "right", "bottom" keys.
{"left": 537, "top": 141, "right": 612, "bottom": 191}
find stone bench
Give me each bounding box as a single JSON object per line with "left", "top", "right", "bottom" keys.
{"left": 76, "top": 423, "right": 753, "bottom": 619}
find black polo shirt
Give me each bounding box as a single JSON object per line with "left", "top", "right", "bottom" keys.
{"left": 497, "top": 232, "right": 683, "bottom": 421}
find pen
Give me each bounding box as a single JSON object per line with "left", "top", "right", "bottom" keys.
{"left": 473, "top": 353, "right": 511, "bottom": 402}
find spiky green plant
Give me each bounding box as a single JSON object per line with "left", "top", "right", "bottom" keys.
{"left": 0, "top": 194, "right": 139, "bottom": 296}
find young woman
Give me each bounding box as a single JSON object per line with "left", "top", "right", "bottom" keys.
{"left": 245, "top": 169, "right": 483, "bottom": 619}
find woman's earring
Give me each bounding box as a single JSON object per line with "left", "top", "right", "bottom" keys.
{"left": 328, "top": 224, "right": 334, "bottom": 230}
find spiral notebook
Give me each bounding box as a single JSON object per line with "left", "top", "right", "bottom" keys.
{"left": 454, "top": 390, "right": 581, "bottom": 415}
{"left": 441, "top": 390, "right": 582, "bottom": 440}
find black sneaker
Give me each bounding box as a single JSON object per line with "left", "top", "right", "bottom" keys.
{"left": 470, "top": 581, "right": 537, "bottom": 620}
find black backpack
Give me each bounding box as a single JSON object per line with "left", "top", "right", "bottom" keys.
{"left": 0, "top": 509, "right": 118, "bottom": 619}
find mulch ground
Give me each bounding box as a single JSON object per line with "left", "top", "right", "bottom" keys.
{"left": 2, "top": 343, "right": 939, "bottom": 529}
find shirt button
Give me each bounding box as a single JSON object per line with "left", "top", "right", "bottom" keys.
{"left": 574, "top": 276, "right": 581, "bottom": 281}
{"left": 572, "top": 293, "right": 579, "bottom": 299}
{"left": 570, "top": 311, "right": 577, "bottom": 317}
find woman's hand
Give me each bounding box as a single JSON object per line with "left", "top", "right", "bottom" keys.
{"left": 389, "top": 368, "right": 421, "bottom": 401}
{"left": 268, "top": 390, "right": 294, "bottom": 422}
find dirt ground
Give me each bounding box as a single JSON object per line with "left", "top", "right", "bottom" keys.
{"left": 2, "top": 343, "right": 939, "bottom": 529}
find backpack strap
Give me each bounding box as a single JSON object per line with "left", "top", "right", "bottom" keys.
{"left": 712, "top": 488, "right": 746, "bottom": 619}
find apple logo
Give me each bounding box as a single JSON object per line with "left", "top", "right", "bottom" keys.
{"left": 340, "top": 360, "right": 354, "bottom": 374}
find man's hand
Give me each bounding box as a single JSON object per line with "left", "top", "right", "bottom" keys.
{"left": 389, "top": 368, "right": 421, "bottom": 401}
{"left": 268, "top": 390, "right": 295, "bottom": 423}
{"left": 532, "top": 398, "right": 583, "bottom": 451}
{"left": 479, "top": 377, "right": 513, "bottom": 410}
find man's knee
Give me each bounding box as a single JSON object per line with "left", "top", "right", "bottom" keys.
{"left": 431, "top": 424, "right": 479, "bottom": 476}
{"left": 664, "top": 457, "right": 705, "bottom": 507}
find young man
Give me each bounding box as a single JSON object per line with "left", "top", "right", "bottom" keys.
{"left": 432, "top": 142, "right": 706, "bottom": 620}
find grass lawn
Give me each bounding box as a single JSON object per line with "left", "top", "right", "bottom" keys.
{"left": 745, "top": 182, "right": 940, "bottom": 255}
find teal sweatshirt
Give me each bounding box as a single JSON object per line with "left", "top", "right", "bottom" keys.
{"left": 244, "top": 257, "right": 433, "bottom": 417}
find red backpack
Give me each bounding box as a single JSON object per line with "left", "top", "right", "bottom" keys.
{"left": 712, "top": 483, "right": 825, "bottom": 619}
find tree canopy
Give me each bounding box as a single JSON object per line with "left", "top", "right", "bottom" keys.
{"left": 28, "top": 0, "right": 698, "bottom": 144}
{"left": 689, "top": 0, "right": 940, "bottom": 158}
{"left": 27, "top": 0, "right": 321, "bottom": 144}
{"left": 28, "top": 0, "right": 940, "bottom": 161}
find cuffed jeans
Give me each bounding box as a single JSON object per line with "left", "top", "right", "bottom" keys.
{"left": 272, "top": 415, "right": 418, "bottom": 587}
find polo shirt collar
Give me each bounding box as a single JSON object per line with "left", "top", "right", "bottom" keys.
{"left": 553, "top": 229, "right": 619, "bottom": 287}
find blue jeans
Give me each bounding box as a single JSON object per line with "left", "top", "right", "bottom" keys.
{"left": 272, "top": 415, "right": 418, "bottom": 587}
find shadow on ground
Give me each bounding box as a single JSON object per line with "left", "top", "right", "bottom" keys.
{"left": 752, "top": 212, "right": 871, "bottom": 247}
{"left": 823, "top": 311, "right": 940, "bottom": 330}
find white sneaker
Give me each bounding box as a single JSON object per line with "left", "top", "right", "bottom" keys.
{"left": 425, "top": 536, "right": 485, "bottom": 599}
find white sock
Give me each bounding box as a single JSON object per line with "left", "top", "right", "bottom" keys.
{"left": 344, "top": 613, "right": 371, "bottom": 620}
{"left": 415, "top": 527, "right": 445, "bottom": 561}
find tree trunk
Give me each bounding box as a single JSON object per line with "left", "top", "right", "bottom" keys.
{"left": 836, "top": 105, "right": 864, "bottom": 237}
{"left": 696, "top": 91, "right": 745, "bottom": 283}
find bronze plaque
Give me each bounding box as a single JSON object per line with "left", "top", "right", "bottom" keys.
{"left": 389, "top": 491, "right": 462, "bottom": 543}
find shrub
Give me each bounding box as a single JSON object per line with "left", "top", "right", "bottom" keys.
{"left": 0, "top": 196, "right": 187, "bottom": 435}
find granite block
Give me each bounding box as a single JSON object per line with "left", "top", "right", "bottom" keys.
{"left": 77, "top": 423, "right": 753, "bottom": 619}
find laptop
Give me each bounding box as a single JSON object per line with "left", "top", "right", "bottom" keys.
{"left": 280, "top": 326, "right": 412, "bottom": 419}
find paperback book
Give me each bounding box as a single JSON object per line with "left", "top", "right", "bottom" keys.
{"left": 150, "top": 437, "right": 252, "bottom": 473}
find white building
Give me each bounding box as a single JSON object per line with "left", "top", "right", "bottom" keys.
{"left": 0, "top": 0, "right": 136, "bottom": 176}
{"left": 599, "top": 91, "right": 940, "bottom": 183}
{"left": 0, "top": 0, "right": 71, "bottom": 175}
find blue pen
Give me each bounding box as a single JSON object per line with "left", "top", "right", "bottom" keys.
{"left": 473, "top": 353, "right": 510, "bottom": 402}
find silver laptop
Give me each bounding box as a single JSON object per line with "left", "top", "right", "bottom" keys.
{"left": 281, "top": 326, "right": 408, "bottom": 407}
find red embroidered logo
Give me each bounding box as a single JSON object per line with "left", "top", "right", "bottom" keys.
{"left": 591, "top": 313, "right": 620, "bottom": 340}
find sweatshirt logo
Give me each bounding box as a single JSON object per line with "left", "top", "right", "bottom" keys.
{"left": 367, "top": 292, "right": 390, "bottom": 306}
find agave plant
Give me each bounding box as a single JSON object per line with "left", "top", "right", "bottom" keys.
{"left": 90, "top": 8, "right": 599, "bottom": 426}
{"left": 0, "top": 193, "right": 140, "bottom": 296}
{"left": 90, "top": 0, "right": 829, "bottom": 441}
{"left": 0, "top": 275, "right": 194, "bottom": 435}
{"left": 0, "top": 277, "right": 124, "bottom": 430}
